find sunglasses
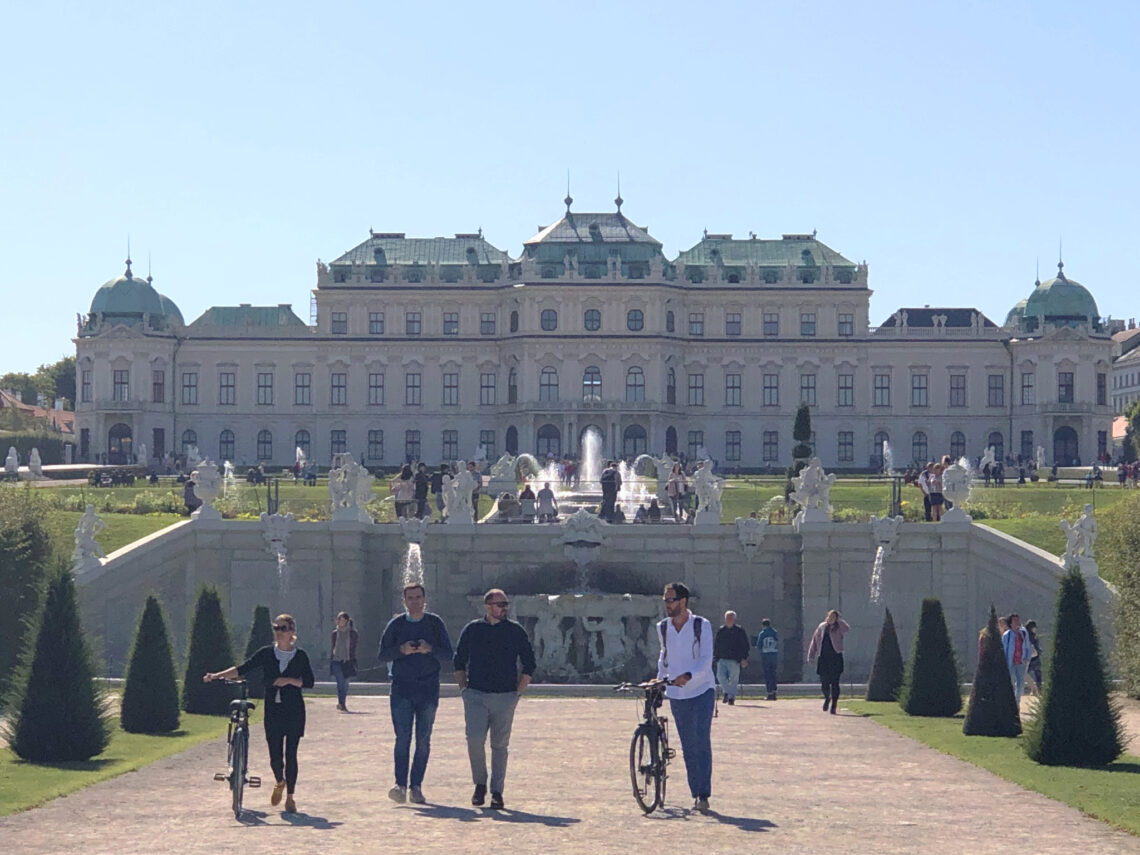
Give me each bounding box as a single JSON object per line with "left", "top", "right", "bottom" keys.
{"left": 487, "top": 601, "right": 510, "bottom": 608}
{"left": 273, "top": 625, "right": 293, "bottom": 632}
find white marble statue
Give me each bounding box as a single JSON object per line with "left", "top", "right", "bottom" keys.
{"left": 185, "top": 445, "right": 203, "bottom": 470}
{"left": 329, "top": 454, "right": 374, "bottom": 523}
{"left": 1060, "top": 503, "right": 1099, "bottom": 577}
{"left": 295, "top": 445, "right": 307, "bottom": 465}
{"left": 28, "top": 448, "right": 43, "bottom": 479}
{"left": 735, "top": 515, "right": 769, "bottom": 560}
{"left": 790, "top": 458, "right": 836, "bottom": 524}
{"left": 71, "top": 504, "right": 107, "bottom": 573}
{"left": 4, "top": 447, "right": 17, "bottom": 476}
{"left": 443, "top": 461, "right": 477, "bottom": 525}
{"left": 652, "top": 454, "right": 674, "bottom": 503}
{"left": 137, "top": 442, "right": 148, "bottom": 465}
{"left": 532, "top": 597, "right": 573, "bottom": 674}
{"left": 881, "top": 441, "right": 894, "bottom": 474}
{"left": 869, "top": 514, "right": 904, "bottom": 558}
{"left": 490, "top": 453, "right": 517, "bottom": 481}
{"left": 191, "top": 459, "right": 223, "bottom": 520}
{"left": 980, "top": 445, "right": 996, "bottom": 471}
{"left": 260, "top": 511, "right": 295, "bottom": 566}
{"left": 399, "top": 515, "right": 430, "bottom": 544}
{"left": 1036, "top": 445, "right": 1045, "bottom": 469}
{"left": 940, "top": 460, "right": 973, "bottom": 522}
{"left": 692, "top": 460, "right": 724, "bottom": 526}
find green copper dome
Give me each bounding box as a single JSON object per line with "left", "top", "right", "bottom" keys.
{"left": 1023, "top": 263, "right": 1099, "bottom": 322}
{"left": 88, "top": 261, "right": 182, "bottom": 327}
{"left": 1004, "top": 297, "right": 1028, "bottom": 327}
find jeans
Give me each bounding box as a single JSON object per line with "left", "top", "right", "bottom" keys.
{"left": 1009, "top": 661, "right": 1029, "bottom": 705}
{"left": 264, "top": 719, "right": 301, "bottom": 793}
{"left": 669, "top": 688, "right": 714, "bottom": 799}
{"left": 715, "top": 659, "right": 741, "bottom": 701}
{"left": 462, "top": 688, "right": 518, "bottom": 794}
{"left": 1027, "top": 657, "right": 1043, "bottom": 692}
{"left": 330, "top": 659, "right": 351, "bottom": 707}
{"left": 761, "top": 653, "right": 779, "bottom": 696}
{"left": 390, "top": 691, "right": 439, "bottom": 788}
{"left": 434, "top": 493, "right": 444, "bottom": 514}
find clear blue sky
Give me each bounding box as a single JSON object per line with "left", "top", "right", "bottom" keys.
{"left": 2, "top": 0, "right": 1137, "bottom": 374}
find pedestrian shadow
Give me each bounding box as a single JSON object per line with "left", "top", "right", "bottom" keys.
{"left": 407, "top": 803, "right": 579, "bottom": 827}
{"left": 640, "top": 806, "right": 774, "bottom": 831}
{"left": 279, "top": 810, "right": 342, "bottom": 829}
{"left": 237, "top": 810, "right": 269, "bottom": 826}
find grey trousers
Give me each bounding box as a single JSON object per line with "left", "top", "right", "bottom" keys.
{"left": 461, "top": 688, "right": 519, "bottom": 793}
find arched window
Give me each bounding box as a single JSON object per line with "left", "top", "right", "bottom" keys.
{"left": 950, "top": 431, "right": 966, "bottom": 460}
{"left": 219, "top": 429, "right": 235, "bottom": 461}
{"left": 509, "top": 310, "right": 519, "bottom": 332}
{"left": 666, "top": 310, "right": 675, "bottom": 333}
{"left": 539, "top": 367, "right": 559, "bottom": 402}
{"left": 540, "top": 309, "right": 558, "bottom": 331}
{"left": 181, "top": 429, "right": 197, "bottom": 453}
{"left": 537, "top": 424, "right": 561, "bottom": 457}
{"left": 295, "top": 429, "right": 311, "bottom": 458}
{"left": 665, "top": 425, "right": 678, "bottom": 454}
{"left": 666, "top": 368, "right": 676, "bottom": 405}
{"left": 627, "top": 309, "right": 644, "bottom": 331}
{"left": 623, "top": 424, "right": 647, "bottom": 458}
{"left": 912, "top": 431, "right": 928, "bottom": 465}
{"left": 508, "top": 368, "right": 518, "bottom": 404}
{"left": 987, "top": 431, "right": 1004, "bottom": 462}
{"left": 505, "top": 425, "right": 519, "bottom": 454}
{"left": 108, "top": 422, "right": 133, "bottom": 465}
{"left": 626, "top": 367, "right": 645, "bottom": 402}
{"left": 584, "top": 309, "right": 601, "bottom": 331}
{"left": 583, "top": 366, "right": 602, "bottom": 402}
{"left": 872, "top": 430, "right": 889, "bottom": 469}
{"left": 257, "top": 429, "right": 273, "bottom": 461}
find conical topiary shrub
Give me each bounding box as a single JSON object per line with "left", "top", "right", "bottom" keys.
{"left": 1024, "top": 569, "right": 1123, "bottom": 766}
{"left": 866, "top": 607, "right": 905, "bottom": 701}
{"left": 2, "top": 563, "right": 111, "bottom": 760}
{"left": 899, "top": 598, "right": 962, "bottom": 717}
{"left": 242, "top": 605, "right": 274, "bottom": 698}
{"left": 963, "top": 606, "right": 1021, "bottom": 736}
{"left": 181, "top": 586, "right": 236, "bottom": 715}
{"left": 120, "top": 595, "right": 180, "bottom": 733}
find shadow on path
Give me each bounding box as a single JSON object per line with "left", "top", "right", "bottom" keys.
{"left": 407, "top": 803, "right": 579, "bottom": 827}
{"left": 641, "top": 805, "right": 774, "bottom": 831}
{"left": 280, "top": 810, "right": 342, "bottom": 829}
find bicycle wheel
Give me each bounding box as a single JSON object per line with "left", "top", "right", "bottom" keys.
{"left": 230, "top": 727, "right": 247, "bottom": 819}
{"left": 629, "top": 726, "right": 663, "bottom": 813}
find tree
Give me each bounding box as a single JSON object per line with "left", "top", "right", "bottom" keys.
{"left": 963, "top": 606, "right": 1021, "bottom": 736}
{"left": 1105, "top": 493, "right": 1140, "bottom": 695}
{"left": 0, "top": 371, "right": 37, "bottom": 405}
{"left": 120, "top": 595, "right": 180, "bottom": 733}
{"left": 898, "top": 598, "right": 962, "bottom": 717}
{"left": 1024, "top": 569, "right": 1123, "bottom": 766}
{"left": 1123, "top": 400, "right": 1140, "bottom": 463}
{"left": 2, "top": 562, "right": 112, "bottom": 760}
{"left": 865, "top": 608, "right": 905, "bottom": 701}
{"left": 242, "top": 605, "right": 274, "bottom": 698}
{"left": 181, "top": 586, "right": 237, "bottom": 715}
{"left": 33, "top": 355, "right": 76, "bottom": 409}
{"left": 0, "top": 487, "right": 53, "bottom": 703}
{"left": 792, "top": 402, "right": 812, "bottom": 460}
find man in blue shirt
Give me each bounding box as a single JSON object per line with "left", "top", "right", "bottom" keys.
{"left": 756, "top": 619, "right": 780, "bottom": 701}
{"left": 378, "top": 583, "right": 454, "bottom": 805}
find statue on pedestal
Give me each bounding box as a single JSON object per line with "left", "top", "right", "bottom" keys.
{"left": 443, "top": 461, "right": 477, "bottom": 525}
{"left": 329, "top": 454, "right": 374, "bottom": 524}
{"left": 692, "top": 461, "right": 724, "bottom": 526}
{"left": 28, "top": 448, "right": 43, "bottom": 479}
{"left": 72, "top": 504, "right": 107, "bottom": 574}
{"left": 191, "top": 460, "right": 223, "bottom": 520}
{"left": 4, "top": 447, "right": 17, "bottom": 477}
{"left": 791, "top": 458, "right": 836, "bottom": 524}
{"left": 1061, "top": 504, "right": 1098, "bottom": 577}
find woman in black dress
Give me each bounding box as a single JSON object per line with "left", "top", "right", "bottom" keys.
{"left": 807, "top": 609, "right": 850, "bottom": 714}
{"left": 204, "top": 613, "right": 315, "bottom": 812}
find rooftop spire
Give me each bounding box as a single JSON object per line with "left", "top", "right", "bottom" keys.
{"left": 125, "top": 235, "right": 133, "bottom": 279}
{"left": 564, "top": 169, "right": 573, "bottom": 212}
{"left": 614, "top": 171, "right": 623, "bottom": 213}
{"left": 1058, "top": 236, "right": 1065, "bottom": 277}
{"left": 1035, "top": 257, "right": 1040, "bottom": 287}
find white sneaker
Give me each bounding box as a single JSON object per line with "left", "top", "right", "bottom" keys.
{"left": 388, "top": 785, "right": 407, "bottom": 803}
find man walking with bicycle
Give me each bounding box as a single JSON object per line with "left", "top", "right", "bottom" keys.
{"left": 657, "top": 582, "right": 716, "bottom": 812}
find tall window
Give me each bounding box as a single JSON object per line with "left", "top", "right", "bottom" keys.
{"left": 838, "top": 431, "right": 854, "bottom": 463}
{"left": 627, "top": 309, "right": 644, "bottom": 331}
{"left": 536, "top": 424, "right": 561, "bottom": 457}
{"left": 584, "top": 309, "right": 601, "bottom": 331}
{"left": 837, "top": 374, "right": 854, "bottom": 407}
{"left": 443, "top": 312, "right": 459, "bottom": 335}
{"left": 800, "top": 313, "right": 816, "bottom": 337}
{"left": 294, "top": 372, "right": 311, "bottom": 405}
{"left": 219, "top": 429, "right": 234, "bottom": 461}
{"left": 257, "top": 372, "right": 273, "bottom": 405}
{"left": 687, "top": 373, "right": 705, "bottom": 406}
{"left": 330, "top": 429, "right": 347, "bottom": 456}
{"left": 1021, "top": 430, "right": 1034, "bottom": 460}
{"left": 762, "top": 431, "right": 778, "bottom": 462}
{"left": 583, "top": 366, "right": 602, "bottom": 402}
{"left": 81, "top": 369, "right": 92, "bottom": 403}
{"left": 838, "top": 313, "right": 854, "bottom": 337}
{"left": 873, "top": 373, "right": 891, "bottom": 407}
{"left": 687, "top": 430, "right": 704, "bottom": 460}
{"left": 369, "top": 312, "right": 384, "bottom": 334}
{"left": 508, "top": 368, "right": 518, "bottom": 404}
{"left": 689, "top": 313, "right": 704, "bottom": 336}
{"left": 622, "top": 426, "right": 647, "bottom": 458}
{"left": 404, "top": 430, "right": 420, "bottom": 462}
{"left": 541, "top": 309, "right": 558, "bottom": 331}
{"left": 1098, "top": 430, "right": 1108, "bottom": 459}
{"left": 331, "top": 312, "right": 347, "bottom": 334}
{"left": 218, "top": 372, "right": 235, "bottom": 405}
{"left": 330, "top": 372, "right": 347, "bottom": 406}
{"left": 626, "top": 367, "right": 645, "bottom": 402}
{"left": 666, "top": 368, "right": 676, "bottom": 405}
{"left": 442, "top": 430, "right": 458, "bottom": 460}
{"left": 443, "top": 373, "right": 459, "bottom": 405}
{"left": 182, "top": 372, "right": 198, "bottom": 405}
{"left": 509, "top": 310, "right": 519, "bottom": 332}
{"left": 539, "top": 367, "right": 558, "bottom": 402}
{"left": 725, "top": 312, "right": 742, "bottom": 336}
{"left": 763, "top": 312, "right": 779, "bottom": 336}
{"left": 912, "top": 431, "right": 928, "bottom": 464}
{"left": 405, "top": 373, "right": 422, "bottom": 406}
{"left": 295, "top": 429, "right": 310, "bottom": 458}
{"left": 665, "top": 310, "right": 675, "bottom": 333}
{"left": 911, "top": 374, "right": 928, "bottom": 407}
{"left": 257, "top": 430, "right": 273, "bottom": 460}
{"left": 873, "top": 430, "right": 889, "bottom": 469}
{"left": 800, "top": 374, "right": 817, "bottom": 406}
{"left": 987, "top": 431, "right": 1004, "bottom": 461}
{"left": 1021, "top": 372, "right": 1035, "bottom": 405}
{"left": 480, "top": 313, "right": 496, "bottom": 335}
{"left": 113, "top": 369, "right": 130, "bottom": 401}
{"left": 152, "top": 370, "right": 165, "bottom": 403}
{"left": 181, "top": 429, "right": 197, "bottom": 452}
{"left": 763, "top": 373, "right": 779, "bottom": 407}
{"left": 1097, "top": 373, "right": 1107, "bottom": 406}
{"left": 479, "top": 430, "right": 496, "bottom": 459}
{"left": 725, "top": 431, "right": 741, "bottom": 462}
{"left": 405, "top": 311, "right": 421, "bottom": 335}
{"left": 950, "top": 431, "right": 966, "bottom": 460}
{"left": 987, "top": 374, "right": 1005, "bottom": 407}
{"left": 368, "top": 429, "right": 384, "bottom": 461}
{"left": 480, "top": 373, "right": 496, "bottom": 405}
{"left": 1057, "top": 371, "right": 1074, "bottom": 403}
{"left": 950, "top": 374, "right": 967, "bottom": 407}
{"left": 369, "top": 373, "right": 384, "bottom": 406}
{"left": 725, "top": 373, "right": 741, "bottom": 406}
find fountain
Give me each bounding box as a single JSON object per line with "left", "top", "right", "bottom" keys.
{"left": 867, "top": 514, "right": 903, "bottom": 603}
{"left": 223, "top": 460, "right": 237, "bottom": 497}
{"left": 261, "top": 511, "right": 294, "bottom": 593}
{"left": 881, "top": 440, "right": 894, "bottom": 475}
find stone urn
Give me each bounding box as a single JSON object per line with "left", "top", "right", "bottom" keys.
{"left": 192, "top": 460, "right": 223, "bottom": 521}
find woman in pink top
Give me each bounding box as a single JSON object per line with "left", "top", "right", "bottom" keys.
{"left": 807, "top": 609, "right": 850, "bottom": 714}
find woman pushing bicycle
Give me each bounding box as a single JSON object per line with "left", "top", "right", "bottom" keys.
{"left": 204, "top": 613, "right": 315, "bottom": 813}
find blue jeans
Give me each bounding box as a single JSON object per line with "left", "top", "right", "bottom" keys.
{"left": 330, "top": 659, "right": 351, "bottom": 707}
{"left": 715, "top": 659, "right": 741, "bottom": 700}
{"left": 391, "top": 691, "right": 439, "bottom": 788}
{"left": 1009, "top": 662, "right": 1029, "bottom": 705}
{"left": 761, "top": 653, "right": 779, "bottom": 696}
{"left": 670, "top": 688, "right": 714, "bottom": 799}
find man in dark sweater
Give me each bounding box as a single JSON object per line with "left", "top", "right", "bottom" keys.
{"left": 453, "top": 588, "right": 537, "bottom": 810}
{"left": 713, "top": 610, "right": 750, "bottom": 705}
{"left": 413, "top": 463, "right": 430, "bottom": 519}
{"left": 378, "top": 583, "right": 454, "bottom": 804}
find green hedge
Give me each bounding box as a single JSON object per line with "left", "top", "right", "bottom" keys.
{"left": 899, "top": 598, "right": 962, "bottom": 717}
{"left": 0, "top": 434, "right": 72, "bottom": 466}
{"left": 120, "top": 595, "right": 180, "bottom": 733}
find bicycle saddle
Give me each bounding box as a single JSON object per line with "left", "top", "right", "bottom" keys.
{"left": 229, "top": 698, "right": 256, "bottom": 712}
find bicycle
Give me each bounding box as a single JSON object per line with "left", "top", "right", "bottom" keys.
{"left": 212, "top": 679, "right": 261, "bottom": 818}
{"left": 615, "top": 678, "right": 676, "bottom": 813}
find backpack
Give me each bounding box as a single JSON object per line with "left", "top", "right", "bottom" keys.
{"left": 660, "top": 615, "right": 703, "bottom": 671}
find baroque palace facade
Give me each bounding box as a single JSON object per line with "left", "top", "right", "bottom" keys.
{"left": 75, "top": 200, "right": 1115, "bottom": 471}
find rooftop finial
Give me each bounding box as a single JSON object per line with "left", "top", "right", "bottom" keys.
{"left": 1035, "top": 257, "right": 1040, "bottom": 287}
{"left": 1058, "top": 236, "right": 1064, "bottom": 276}
{"left": 564, "top": 169, "right": 573, "bottom": 212}
{"left": 125, "top": 235, "right": 132, "bottom": 278}
{"left": 147, "top": 251, "right": 153, "bottom": 284}
{"left": 615, "top": 170, "right": 623, "bottom": 213}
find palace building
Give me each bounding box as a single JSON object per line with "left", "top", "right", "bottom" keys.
{"left": 74, "top": 199, "right": 1116, "bottom": 471}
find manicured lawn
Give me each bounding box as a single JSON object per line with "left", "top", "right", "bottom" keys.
{"left": 44, "top": 511, "right": 183, "bottom": 556}
{"left": 844, "top": 700, "right": 1140, "bottom": 836}
{"left": 0, "top": 712, "right": 229, "bottom": 816}
{"left": 981, "top": 517, "right": 1068, "bottom": 556}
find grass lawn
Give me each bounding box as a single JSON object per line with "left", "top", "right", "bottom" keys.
{"left": 844, "top": 700, "right": 1140, "bottom": 836}
{"left": 0, "top": 712, "right": 229, "bottom": 816}
{"left": 44, "top": 511, "right": 183, "bottom": 556}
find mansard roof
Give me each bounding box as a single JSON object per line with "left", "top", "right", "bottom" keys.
{"left": 675, "top": 233, "right": 856, "bottom": 269}
{"left": 524, "top": 212, "right": 661, "bottom": 247}
{"left": 331, "top": 232, "right": 511, "bottom": 267}
{"left": 186, "top": 305, "right": 310, "bottom": 337}
{"left": 878, "top": 307, "right": 998, "bottom": 328}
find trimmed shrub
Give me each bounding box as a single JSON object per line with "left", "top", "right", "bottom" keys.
{"left": 2, "top": 563, "right": 111, "bottom": 760}
{"left": 792, "top": 402, "right": 813, "bottom": 463}
{"left": 1024, "top": 569, "right": 1123, "bottom": 766}
{"left": 120, "top": 595, "right": 180, "bottom": 733}
{"left": 899, "top": 598, "right": 962, "bottom": 717}
{"left": 180, "top": 586, "right": 236, "bottom": 715}
{"left": 0, "top": 487, "right": 53, "bottom": 702}
{"left": 1102, "top": 493, "right": 1140, "bottom": 695}
{"left": 242, "top": 605, "right": 274, "bottom": 698}
{"left": 866, "top": 608, "right": 905, "bottom": 701}
{"left": 963, "top": 606, "right": 1021, "bottom": 736}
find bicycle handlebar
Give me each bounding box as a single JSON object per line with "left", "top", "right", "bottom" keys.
{"left": 613, "top": 678, "right": 675, "bottom": 692}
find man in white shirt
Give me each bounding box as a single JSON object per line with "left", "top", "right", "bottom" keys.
{"left": 657, "top": 582, "right": 716, "bottom": 811}
{"left": 916, "top": 462, "right": 933, "bottom": 521}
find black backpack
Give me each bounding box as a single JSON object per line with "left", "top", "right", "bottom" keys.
{"left": 659, "top": 616, "right": 703, "bottom": 670}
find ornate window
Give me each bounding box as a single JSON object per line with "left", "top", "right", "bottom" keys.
{"left": 257, "top": 430, "right": 273, "bottom": 461}
{"left": 539, "top": 367, "right": 559, "bottom": 402}
{"left": 583, "top": 366, "right": 602, "bottom": 402}
{"left": 626, "top": 367, "right": 645, "bottom": 402}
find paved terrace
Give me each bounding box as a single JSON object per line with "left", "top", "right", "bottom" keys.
{"left": 3, "top": 695, "right": 1139, "bottom": 855}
